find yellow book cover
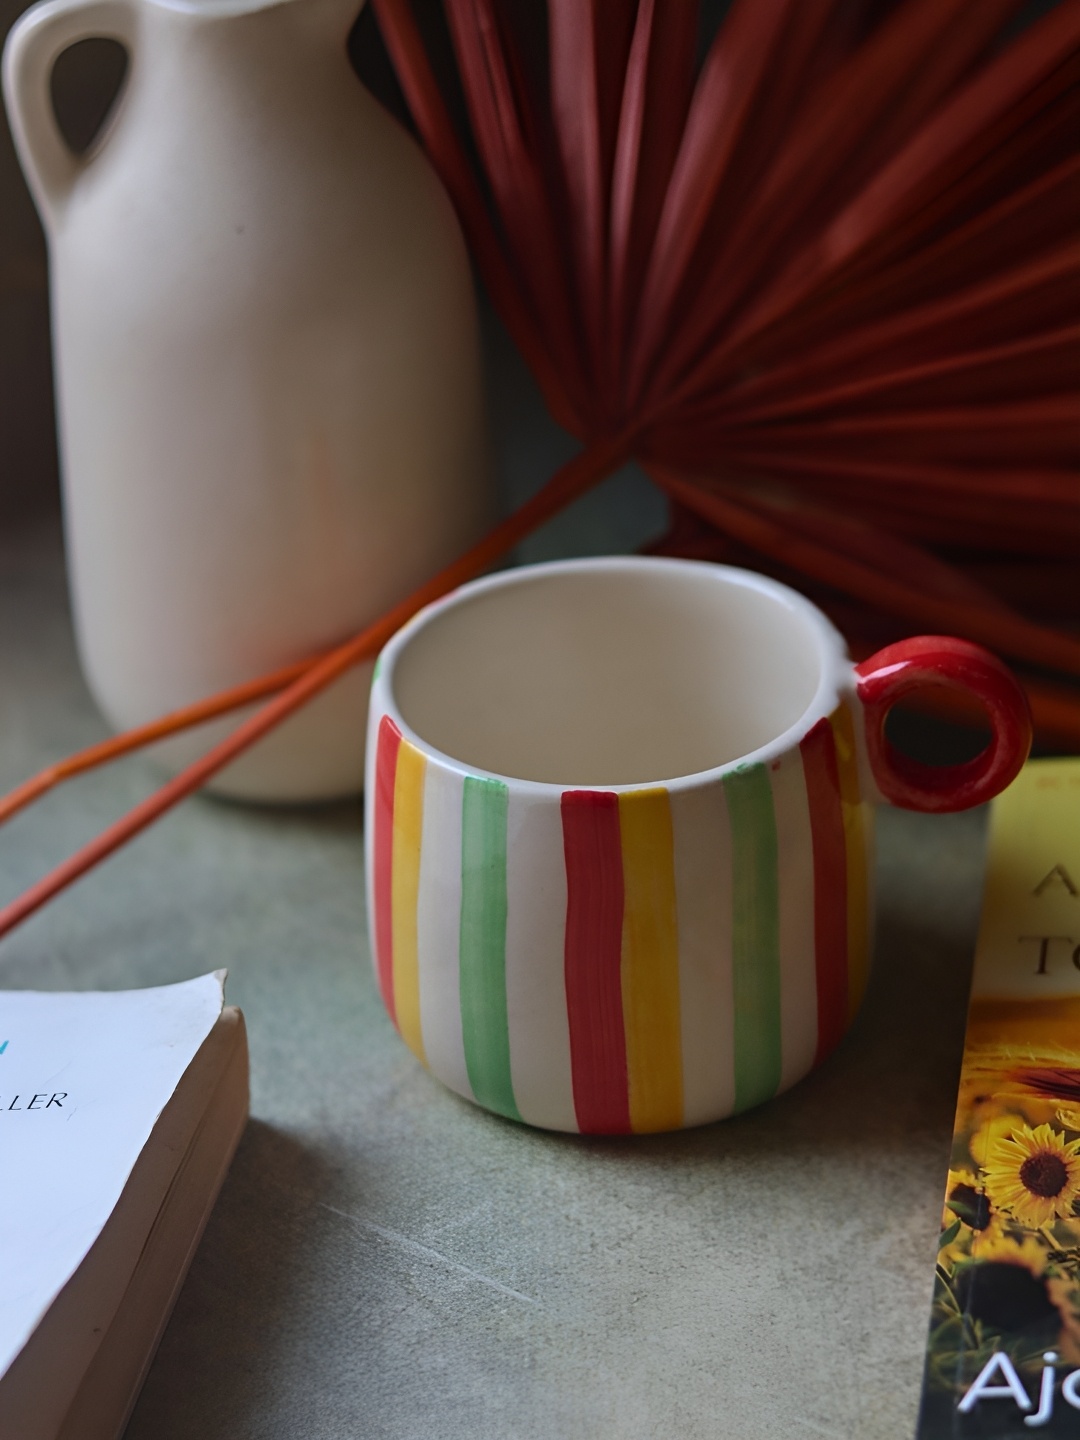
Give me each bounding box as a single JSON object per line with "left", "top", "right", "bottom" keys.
{"left": 917, "top": 759, "right": 1080, "bottom": 1436}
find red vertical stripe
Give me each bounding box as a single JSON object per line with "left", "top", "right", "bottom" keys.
{"left": 561, "top": 791, "right": 631, "bottom": 1134}
{"left": 800, "top": 719, "right": 849, "bottom": 1063}
{"left": 374, "top": 716, "right": 403, "bottom": 1025}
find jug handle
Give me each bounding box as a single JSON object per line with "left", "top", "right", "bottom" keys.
{"left": 2, "top": 0, "right": 138, "bottom": 226}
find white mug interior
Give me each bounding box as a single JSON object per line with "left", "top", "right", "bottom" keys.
{"left": 389, "top": 559, "right": 832, "bottom": 786}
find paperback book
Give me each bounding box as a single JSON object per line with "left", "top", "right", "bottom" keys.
{"left": 916, "top": 760, "right": 1080, "bottom": 1436}
{"left": 0, "top": 971, "right": 248, "bottom": 1440}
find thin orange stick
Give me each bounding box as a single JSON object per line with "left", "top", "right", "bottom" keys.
{"left": 0, "top": 654, "right": 319, "bottom": 827}
{"left": 0, "top": 439, "right": 627, "bottom": 942}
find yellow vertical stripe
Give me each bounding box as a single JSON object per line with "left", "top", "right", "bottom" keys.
{"left": 618, "top": 788, "right": 683, "bottom": 1132}
{"left": 830, "top": 704, "right": 870, "bottom": 1022}
{"left": 392, "top": 739, "right": 427, "bottom": 1065}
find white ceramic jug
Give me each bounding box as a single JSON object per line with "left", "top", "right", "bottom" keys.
{"left": 3, "top": 0, "right": 490, "bottom": 800}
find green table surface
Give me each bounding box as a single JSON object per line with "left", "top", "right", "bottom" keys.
{"left": 0, "top": 330, "right": 986, "bottom": 1439}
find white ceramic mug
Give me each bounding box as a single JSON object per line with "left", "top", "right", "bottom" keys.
{"left": 364, "top": 558, "right": 1031, "bottom": 1133}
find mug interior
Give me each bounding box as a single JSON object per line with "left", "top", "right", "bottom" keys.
{"left": 391, "top": 563, "right": 825, "bottom": 786}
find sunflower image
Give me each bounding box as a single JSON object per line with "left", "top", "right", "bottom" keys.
{"left": 939, "top": 1169, "right": 1011, "bottom": 1266}
{"left": 953, "top": 1235, "right": 1080, "bottom": 1364}
{"left": 943, "top": 1169, "right": 990, "bottom": 1230}
{"left": 1058, "top": 1107, "right": 1080, "bottom": 1134}
{"left": 984, "top": 1123, "right": 1080, "bottom": 1228}
{"left": 955, "top": 1235, "right": 1057, "bottom": 1324}
{"left": 969, "top": 1110, "right": 1030, "bottom": 1172}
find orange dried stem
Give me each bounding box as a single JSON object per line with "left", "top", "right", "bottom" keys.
{"left": 0, "top": 654, "right": 316, "bottom": 827}
{"left": 0, "top": 439, "right": 628, "bottom": 941}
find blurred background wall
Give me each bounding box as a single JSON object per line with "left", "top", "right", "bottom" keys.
{"left": 1, "top": 0, "right": 60, "bottom": 523}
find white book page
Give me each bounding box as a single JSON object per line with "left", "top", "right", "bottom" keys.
{"left": 0, "top": 972, "right": 225, "bottom": 1374}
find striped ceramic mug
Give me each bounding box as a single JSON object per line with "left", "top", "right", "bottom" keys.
{"left": 364, "top": 558, "right": 1031, "bottom": 1134}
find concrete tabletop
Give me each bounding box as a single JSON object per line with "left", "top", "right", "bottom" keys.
{"left": 0, "top": 337, "right": 987, "bottom": 1439}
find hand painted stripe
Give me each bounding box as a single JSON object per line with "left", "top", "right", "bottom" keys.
{"left": 800, "top": 718, "right": 848, "bottom": 1063}
{"left": 373, "top": 716, "right": 402, "bottom": 1024}
{"left": 562, "top": 791, "right": 631, "bottom": 1135}
{"left": 618, "top": 788, "right": 683, "bottom": 1133}
{"left": 391, "top": 739, "right": 427, "bottom": 1064}
{"left": 417, "top": 764, "right": 472, "bottom": 1103}
{"left": 670, "top": 784, "right": 735, "bottom": 1127}
{"left": 830, "top": 703, "right": 871, "bottom": 1023}
{"left": 460, "top": 776, "right": 520, "bottom": 1121}
{"left": 504, "top": 792, "right": 576, "bottom": 1131}
{"left": 770, "top": 750, "right": 818, "bottom": 1092}
{"left": 723, "top": 764, "right": 782, "bottom": 1113}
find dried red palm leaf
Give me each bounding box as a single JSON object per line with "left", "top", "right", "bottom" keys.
{"left": 711, "top": 5, "right": 1080, "bottom": 363}
{"left": 644, "top": 504, "right": 1080, "bottom": 748}
{"left": 1, "top": 0, "right": 1078, "bottom": 939}
{"left": 374, "top": 0, "right": 1080, "bottom": 667}
{"left": 633, "top": 0, "right": 1032, "bottom": 404}
{"left": 647, "top": 468, "right": 1080, "bottom": 678}
{"left": 606, "top": 0, "right": 696, "bottom": 373}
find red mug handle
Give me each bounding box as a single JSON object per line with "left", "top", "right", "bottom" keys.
{"left": 854, "top": 636, "right": 1032, "bottom": 813}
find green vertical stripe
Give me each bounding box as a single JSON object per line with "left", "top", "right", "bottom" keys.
{"left": 460, "top": 776, "right": 520, "bottom": 1121}
{"left": 723, "top": 764, "right": 783, "bottom": 1112}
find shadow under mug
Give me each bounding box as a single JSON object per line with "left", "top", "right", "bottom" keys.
{"left": 364, "top": 558, "right": 1031, "bottom": 1134}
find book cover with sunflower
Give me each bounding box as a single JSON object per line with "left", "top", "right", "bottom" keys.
{"left": 917, "top": 759, "right": 1080, "bottom": 1437}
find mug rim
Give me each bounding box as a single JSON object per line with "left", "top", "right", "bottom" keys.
{"left": 372, "top": 556, "right": 853, "bottom": 796}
